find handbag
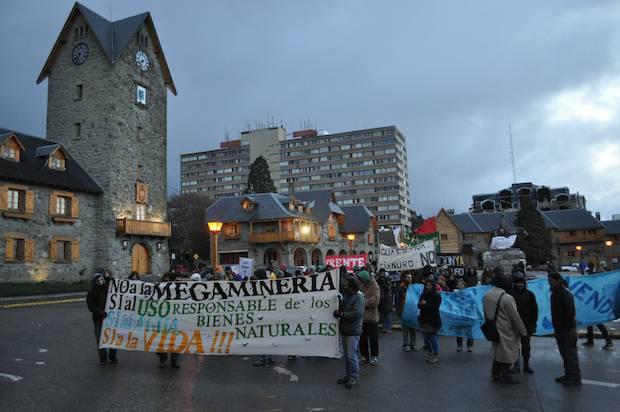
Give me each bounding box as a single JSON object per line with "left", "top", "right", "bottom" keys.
{"left": 480, "top": 292, "right": 505, "bottom": 342}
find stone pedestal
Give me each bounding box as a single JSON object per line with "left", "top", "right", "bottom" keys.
{"left": 483, "top": 249, "right": 526, "bottom": 274}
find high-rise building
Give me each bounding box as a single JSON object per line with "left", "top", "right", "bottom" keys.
{"left": 181, "top": 125, "right": 411, "bottom": 229}
{"left": 180, "top": 127, "right": 284, "bottom": 199}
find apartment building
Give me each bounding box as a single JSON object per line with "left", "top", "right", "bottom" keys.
{"left": 278, "top": 126, "right": 411, "bottom": 229}
{"left": 181, "top": 125, "right": 411, "bottom": 229}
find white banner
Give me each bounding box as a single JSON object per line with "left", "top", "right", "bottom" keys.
{"left": 238, "top": 258, "right": 254, "bottom": 278}
{"left": 378, "top": 240, "right": 437, "bottom": 271}
{"left": 490, "top": 235, "right": 517, "bottom": 250}
{"left": 99, "top": 271, "right": 340, "bottom": 357}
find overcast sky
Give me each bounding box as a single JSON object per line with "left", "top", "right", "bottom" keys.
{"left": 1, "top": 0, "right": 619, "bottom": 219}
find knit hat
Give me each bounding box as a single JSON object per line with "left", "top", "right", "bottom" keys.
{"left": 357, "top": 270, "right": 370, "bottom": 283}
{"left": 190, "top": 273, "right": 201, "bottom": 282}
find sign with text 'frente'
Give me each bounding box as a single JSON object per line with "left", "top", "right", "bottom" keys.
{"left": 99, "top": 271, "right": 340, "bottom": 357}
{"left": 325, "top": 255, "right": 368, "bottom": 271}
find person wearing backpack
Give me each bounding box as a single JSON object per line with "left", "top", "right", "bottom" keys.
{"left": 483, "top": 274, "right": 527, "bottom": 384}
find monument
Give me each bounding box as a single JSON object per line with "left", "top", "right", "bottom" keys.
{"left": 482, "top": 214, "right": 527, "bottom": 274}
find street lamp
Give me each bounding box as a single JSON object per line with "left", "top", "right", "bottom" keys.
{"left": 605, "top": 240, "right": 613, "bottom": 270}
{"left": 207, "top": 221, "right": 223, "bottom": 267}
{"left": 347, "top": 233, "right": 355, "bottom": 255}
{"left": 400, "top": 242, "right": 405, "bottom": 249}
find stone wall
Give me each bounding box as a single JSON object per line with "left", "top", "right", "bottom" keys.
{"left": 45, "top": 15, "right": 170, "bottom": 276}
{"left": 0, "top": 182, "right": 99, "bottom": 281}
{"left": 482, "top": 249, "right": 525, "bottom": 275}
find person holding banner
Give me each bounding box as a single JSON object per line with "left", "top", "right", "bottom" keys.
{"left": 86, "top": 273, "right": 118, "bottom": 365}
{"left": 418, "top": 278, "right": 442, "bottom": 364}
{"left": 157, "top": 272, "right": 180, "bottom": 369}
{"left": 396, "top": 273, "right": 417, "bottom": 351}
{"left": 334, "top": 277, "right": 365, "bottom": 389}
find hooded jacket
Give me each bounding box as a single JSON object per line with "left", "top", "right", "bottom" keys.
{"left": 86, "top": 274, "right": 108, "bottom": 322}
{"left": 418, "top": 281, "right": 442, "bottom": 331}
{"left": 512, "top": 282, "right": 538, "bottom": 333}
{"left": 339, "top": 291, "right": 365, "bottom": 336}
{"left": 358, "top": 271, "right": 380, "bottom": 323}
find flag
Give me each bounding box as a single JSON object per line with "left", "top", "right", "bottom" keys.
{"left": 415, "top": 217, "right": 436, "bottom": 235}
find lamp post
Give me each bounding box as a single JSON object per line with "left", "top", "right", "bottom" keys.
{"left": 576, "top": 245, "right": 583, "bottom": 272}
{"left": 347, "top": 233, "right": 356, "bottom": 255}
{"left": 605, "top": 240, "right": 613, "bottom": 270}
{"left": 207, "top": 221, "right": 223, "bottom": 267}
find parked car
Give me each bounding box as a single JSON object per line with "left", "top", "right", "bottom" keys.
{"left": 560, "top": 265, "right": 579, "bottom": 272}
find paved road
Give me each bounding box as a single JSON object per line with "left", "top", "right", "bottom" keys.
{"left": 0, "top": 301, "right": 618, "bottom": 412}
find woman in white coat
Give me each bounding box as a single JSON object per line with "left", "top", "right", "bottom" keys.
{"left": 483, "top": 275, "right": 527, "bottom": 384}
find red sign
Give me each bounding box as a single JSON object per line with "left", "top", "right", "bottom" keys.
{"left": 325, "top": 255, "right": 368, "bottom": 271}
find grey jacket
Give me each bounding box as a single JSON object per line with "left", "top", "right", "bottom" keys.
{"left": 339, "top": 291, "right": 365, "bottom": 336}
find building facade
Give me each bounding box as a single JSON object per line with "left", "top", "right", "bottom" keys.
{"left": 204, "top": 190, "right": 377, "bottom": 268}
{"left": 1, "top": 3, "right": 174, "bottom": 281}
{"left": 472, "top": 182, "right": 586, "bottom": 213}
{"left": 182, "top": 125, "right": 411, "bottom": 230}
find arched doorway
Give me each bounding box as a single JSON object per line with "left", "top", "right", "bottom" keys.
{"left": 311, "top": 249, "right": 323, "bottom": 266}
{"left": 326, "top": 249, "right": 336, "bottom": 256}
{"left": 264, "top": 248, "right": 280, "bottom": 266}
{"left": 294, "top": 248, "right": 307, "bottom": 266}
{"left": 339, "top": 250, "right": 347, "bottom": 256}
{"left": 131, "top": 243, "right": 149, "bottom": 275}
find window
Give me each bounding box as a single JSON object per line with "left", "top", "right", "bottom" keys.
{"left": 4, "top": 236, "right": 34, "bottom": 263}
{"left": 2, "top": 146, "right": 17, "bottom": 160}
{"left": 223, "top": 223, "right": 241, "bottom": 238}
{"left": 7, "top": 189, "right": 23, "bottom": 211}
{"left": 55, "top": 196, "right": 72, "bottom": 216}
{"left": 76, "top": 84, "right": 83, "bottom": 100}
{"left": 50, "top": 156, "right": 65, "bottom": 170}
{"left": 567, "top": 251, "right": 575, "bottom": 257}
{"left": 441, "top": 234, "right": 448, "bottom": 241}
{"left": 136, "top": 204, "right": 146, "bottom": 221}
{"left": 57, "top": 241, "right": 72, "bottom": 263}
{"left": 136, "top": 84, "right": 147, "bottom": 105}
{"left": 137, "top": 127, "right": 144, "bottom": 141}
{"left": 74, "top": 123, "right": 81, "bottom": 138}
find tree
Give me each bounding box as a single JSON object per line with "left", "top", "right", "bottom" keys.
{"left": 514, "top": 196, "right": 552, "bottom": 266}
{"left": 168, "top": 193, "right": 214, "bottom": 269}
{"left": 245, "top": 156, "right": 276, "bottom": 194}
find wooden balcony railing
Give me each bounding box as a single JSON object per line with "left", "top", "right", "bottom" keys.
{"left": 250, "top": 230, "right": 319, "bottom": 244}
{"left": 116, "top": 218, "right": 171, "bottom": 237}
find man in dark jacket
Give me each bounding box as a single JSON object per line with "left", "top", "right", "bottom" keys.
{"left": 510, "top": 273, "right": 538, "bottom": 374}
{"left": 334, "top": 277, "right": 365, "bottom": 389}
{"left": 376, "top": 269, "right": 394, "bottom": 334}
{"left": 86, "top": 273, "right": 118, "bottom": 365}
{"left": 548, "top": 272, "right": 581, "bottom": 386}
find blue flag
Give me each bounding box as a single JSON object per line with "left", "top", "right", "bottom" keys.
{"left": 401, "top": 270, "right": 620, "bottom": 339}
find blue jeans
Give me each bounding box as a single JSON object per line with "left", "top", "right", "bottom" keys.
{"left": 380, "top": 312, "right": 392, "bottom": 331}
{"left": 423, "top": 332, "right": 439, "bottom": 354}
{"left": 343, "top": 335, "right": 360, "bottom": 382}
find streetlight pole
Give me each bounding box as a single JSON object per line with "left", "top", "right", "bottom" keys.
{"left": 207, "top": 221, "right": 223, "bottom": 268}
{"left": 605, "top": 240, "right": 613, "bottom": 270}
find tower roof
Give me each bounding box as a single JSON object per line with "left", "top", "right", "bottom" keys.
{"left": 36, "top": 2, "right": 176, "bottom": 95}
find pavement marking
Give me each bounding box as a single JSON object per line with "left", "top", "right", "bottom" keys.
{"left": 35, "top": 362, "right": 45, "bottom": 365}
{"left": 38, "top": 348, "right": 48, "bottom": 353}
{"left": 273, "top": 365, "right": 299, "bottom": 383}
{"left": 582, "top": 379, "right": 620, "bottom": 388}
{"left": 14, "top": 358, "right": 23, "bottom": 362}
{"left": 0, "top": 373, "right": 23, "bottom": 382}
{"left": 0, "top": 298, "right": 85, "bottom": 309}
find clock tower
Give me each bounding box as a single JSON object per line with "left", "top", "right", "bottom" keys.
{"left": 37, "top": 3, "right": 177, "bottom": 276}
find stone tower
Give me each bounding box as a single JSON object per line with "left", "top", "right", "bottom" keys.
{"left": 37, "top": 3, "right": 176, "bottom": 276}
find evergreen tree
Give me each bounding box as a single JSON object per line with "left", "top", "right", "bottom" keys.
{"left": 245, "top": 156, "right": 277, "bottom": 194}
{"left": 514, "top": 196, "right": 552, "bottom": 266}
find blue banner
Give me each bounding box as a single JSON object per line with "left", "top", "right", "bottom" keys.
{"left": 401, "top": 271, "right": 620, "bottom": 339}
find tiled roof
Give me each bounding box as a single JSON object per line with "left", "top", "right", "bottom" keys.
{"left": 451, "top": 209, "right": 603, "bottom": 233}
{"left": 340, "top": 205, "right": 374, "bottom": 233}
{"left": 601, "top": 220, "right": 620, "bottom": 235}
{"left": 204, "top": 193, "right": 319, "bottom": 223}
{"left": 294, "top": 189, "right": 344, "bottom": 222}
{"left": 0, "top": 129, "right": 103, "bottom": 194}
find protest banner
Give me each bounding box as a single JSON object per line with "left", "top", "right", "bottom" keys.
{"left": 438, "top": 254, "right": 465, "bottom": 276}
{"left": 238, "top": 258, "right": 254, "bottom": 278}
{"left": 401, "top": 270, "right": 620, "bottom": 339}
{"left": 378, "top": 240, "right": 437, "bottom": 271}
{"left": 490, "top": 235, "right": 517, "bottom": 250}
{"left": 325, "top": 254, "right": 367, "bottom": 271}
{"left": 99, "top": 271, "right": 340, "bottom": 357}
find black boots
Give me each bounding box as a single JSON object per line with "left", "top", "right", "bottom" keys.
{"left": 523, "top": 357, "right": 533, "bottom": 374}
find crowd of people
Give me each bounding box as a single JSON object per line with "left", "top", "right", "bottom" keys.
{"left": 86, "top": 260, "right": 614, "bottom": 390}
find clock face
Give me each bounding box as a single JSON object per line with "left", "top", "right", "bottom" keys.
{"left": 136, "top": 50, "right": 149, "bottom": 71}
{"left": 72, "top": 43, "right": 89, "bottom": 65}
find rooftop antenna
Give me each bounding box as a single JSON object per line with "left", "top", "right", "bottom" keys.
{"left": 109, "top": 0, "right": 115, "bottom": 61}
{"left": 509, "top": 123, "right": 517, "bottom": 183}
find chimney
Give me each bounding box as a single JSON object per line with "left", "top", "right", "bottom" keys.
{"left": 595, "top": 211, "right": 601, "bottom": 221}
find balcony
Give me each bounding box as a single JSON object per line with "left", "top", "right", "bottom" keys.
{"left": 116, "top": 218, "right": 171, "bottom": 237}
{"left": 250, "top": 230, "right": 320, "bottom": 244}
